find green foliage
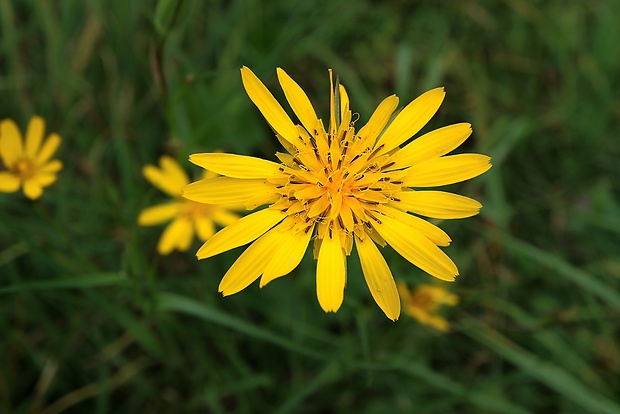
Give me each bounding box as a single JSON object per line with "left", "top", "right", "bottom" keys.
{"left": 1, "top": 0, "right": 619, "bottom": 412}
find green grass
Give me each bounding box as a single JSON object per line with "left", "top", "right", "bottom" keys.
{"left": 1, "top": 0, "right": 620, "bottom": 412}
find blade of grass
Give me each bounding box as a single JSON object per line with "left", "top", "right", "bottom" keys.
{"left": 464, "top": 318, "right": 620, "bottom": 414}
{"left": 386, "top": 359, "right": 530, "bottom": 414}
{"left": 500, "top": 233, "right": 620, "bottom": 311}
{"left": 273, "top": 362, "right": 341, "bottom": 414}
{"left": 157, "top": 292, "right": 326, "bottom": 359}
{"left": 0, "top": 272, "right": 126, "bottom": 295}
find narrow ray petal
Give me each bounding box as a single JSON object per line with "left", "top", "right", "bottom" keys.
{"left": 260, "top": 225, "right": 313, "bottom": 287}
{"left": 183, "top": 177, "right": 275, "bottom": 205}
{"left": 143, "top": 165, "right": 184, "bottom": 196}
{"left": 388, "top": 123, "right": 472, "bottom": 169}
{"left": 194, "top": 216, "right": 216, "bottom": 241}
{"left": 138, "top": 203, "right": 179, "bottom": 226}
{"left": 0, "top": 119, "right": 23, "bottom": 167}
{"left": 25, "top": 116, "right": 45, "bottom": 159}
{"left": 158, "top": 217, "right": 193, "bottom": 254}
{"left": 23, "top": 179, "right": 43, "bottom": 200}
{"left": 211, "top": 209, "right": 241, "bottom": 226}
{"left": 378, "top": 206, "right": 452, "bottom": 246}
{"left": 316, "top": 231, "right": 346, "bottom": 312}
{"left": 0, "top": 172, "right": 20, "bottom": 192}
{"left": 32, "top": 172, "right": 58, "bottom": 187}
{"left": 404, "top": 154, "right": 492, "bottom": 187}
{"left": 356, "top": 236, "right": 400, "bottom": 320}
{"left": 219, "top": 226, "right": 287, "bottom": 295}
{"left": 160, "top": 156, "right": 189, "bottom": 187}
{"left": 372, "top": 214, "right": 458, "bottom": 281}
{"left": 339, "top": 84, "right": 349, "bottom": 122}
{"left": 398, "top": 191, "right": 482, "bottom": 219}
{"left": 189, "top": 153, "right": 281, "bottom": 179}
{"left": 375, "top": 88, "right": 445, "bottom": 156}
{"left": 196, "top": 208, "right": 286, "bottom": 259}
{"left": 277, "top": 67, "right": 319, "bottom": 134}
{"left": 241, "top": 66, "right": 300, "bottom": 145}
{"left": 36, "top": 133, "right": 61, "bottom": 164}
{"left": 356, "top": 95, "right": 399, "bottom": 147}
{"left": 40, "top": 160, "right": 63, "bottom": 173}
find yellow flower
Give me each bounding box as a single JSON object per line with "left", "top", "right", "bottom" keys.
{"left": 138, "top": 155, "right": 240, "bottom": 255}
{"left": 397, "top": 281, "right": 458, "bottom": 331}
{"left": 184, "top": 66, "right": 491, "bottom": 320}
{"left": 0, "top": 116, "right": 62, "bottom": 199}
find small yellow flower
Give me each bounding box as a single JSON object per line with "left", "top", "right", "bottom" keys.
{"left": 0, "top": 116, "right": 62, "bottom": 199}
{"left": 184, "top": 67, "right": 491, "bottom": 320}
{"left": 397, "top": 281, "right": 458, "bottom": 331}
{"left": 138, "top": 155, "right": 240, "bottom": 255}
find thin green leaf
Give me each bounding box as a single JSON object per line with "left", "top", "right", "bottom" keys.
{"left": 157, "top": 292, "right": 326, "bottom": 359}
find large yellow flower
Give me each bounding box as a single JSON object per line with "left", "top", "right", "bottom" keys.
{"left": 397, "top": 282, "right": 458, "bottom": 331}
{"left": 184, "top": 67, "right": 491, "bottom": 320}
{"left": 138, "top": 156, "right": 240, "bottom": 255}
{"left": 0, "top": 116, "right": 62, "bottom": 199}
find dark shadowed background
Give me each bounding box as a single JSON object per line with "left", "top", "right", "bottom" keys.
{"left": 1, "top": 0, "right": 619, "bottom": 412}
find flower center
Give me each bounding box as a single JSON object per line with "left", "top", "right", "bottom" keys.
{"left": 180, "top": 199, "right": 213, "bottom": 218}
{"left": 14, "top": 159, "right": 36, "bottom": 179}
{"left": 410, "top": 291, "right": 434, "bottom": 310}
{"left": 270, "top": 123, "right": 406, "bottom": 242}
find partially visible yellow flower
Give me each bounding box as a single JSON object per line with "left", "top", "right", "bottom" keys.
{"left": 138, "top": 155, "right": 240, "bottom": 255}
{"left": 184, "top": 67, "right": 491, "bottom": 320}
{"left": 0, "top": 116, "right": 62, "bottom": 199}
{"left": 397, "top": 281, "right": 458, "bottom": 331}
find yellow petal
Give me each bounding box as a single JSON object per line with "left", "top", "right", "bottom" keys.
{"left": 25, "top": 116, "right": 45, "bottom": 159}
{"left": 160, "top": 156, "right": 189, "bottom": 187}
{"left": 276, "top": 67, "right": 319, "bottom": 134}
{"left": 356, "top": 236, "right": 400, "bottom": 321}
{"left": 138, "top": 203, "right": 179, "bottom": 226}
{"left": 316, "top": 231, "right": 346, "bottom": 312}
{"left": 183, "top": 177, "right": 274, "bottom": 205}
{"left": 260, "top": 225, "right": 313, "bottom": 287}
{"left": 158, "top": 217, "right": 193, "bottom": 254}
{"left": 194, "top": 216, "right": 215, "bottom": 241}
{"left": 0, "top": 172, "right": 20, "bottom": 192}
{"left": 0, "top": 119, "right": 23, "bottom": 168}
{"left": 396, "top": 281, "right": 412, "bottom": 304}
{"left": 32, "top": 172, "right": 58, "bottom": 188}
{"left": 40, "top": 160, "right": 63, "bottom": 173}
{"left": 372, "top": 214, "right": 458, "bottom": 281}
{"left": 211, "top": 209, "right": 241, "bottom": 226}
{"left": 23, "top": 178, "right": 43, "bottom": 199}
{"left": 378, "top": 206, "right": 451, "bottom": 247}
{"left": 398, "top": 190, "right": 482, "bottom": 219}
{"left": 375, "top": 88, "right": 445, "bottom": 156}
{"left": 143, "top": 164, "right": 183, "bottom": 196}
{"left": 36, "top": 132, "right": 61, "bottom": 164}
{"left": 241, "top": 66, "right": 300, "bottom": 146}
{"left": 189, "top": 153, "right": 281, "bottom": 179}
{"left": 196, "top": 208, "right": 286, "bottom": 259}
{"left": 404, "top": 154, "right": 492, "bottom": 187}
{"left": 388, "top": 123, "right": 472, "bottom": 169}
{"left": 339, "top": 84, "right": 349, "bottom": 122}
{"left": 218, "top": 225, "right": 288, "bottom": 295}
{"left": 356, "top": 95, "right": 399, "bottom": 147}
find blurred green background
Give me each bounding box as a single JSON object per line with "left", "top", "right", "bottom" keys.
{"left": 2, "top": 0, "right": 620, "bottom": 412}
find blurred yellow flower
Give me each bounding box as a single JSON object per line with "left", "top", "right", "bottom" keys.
{"left": 0, "top": 116, "right": 62, "bottom": 199}
{"left": 397, "top": 281, "right": 458, "bottom": 331}
{"left": 138, "top": 155, "right": 240, "bottom": 255}
{"left": 184, "top": 66, "right": 491, "bottom": 320}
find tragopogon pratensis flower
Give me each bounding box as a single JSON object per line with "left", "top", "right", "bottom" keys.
{"left": 0, "top": 116, "right": 62, "bottom": 199}
{"left": 398, "top": 282, "right": 458, "bottom": 331}
{"left": 184, "top": 67, "right": 491, "bottom": 320}
{"left": 138, "top": 155, "right": 240, "bottom": 255}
